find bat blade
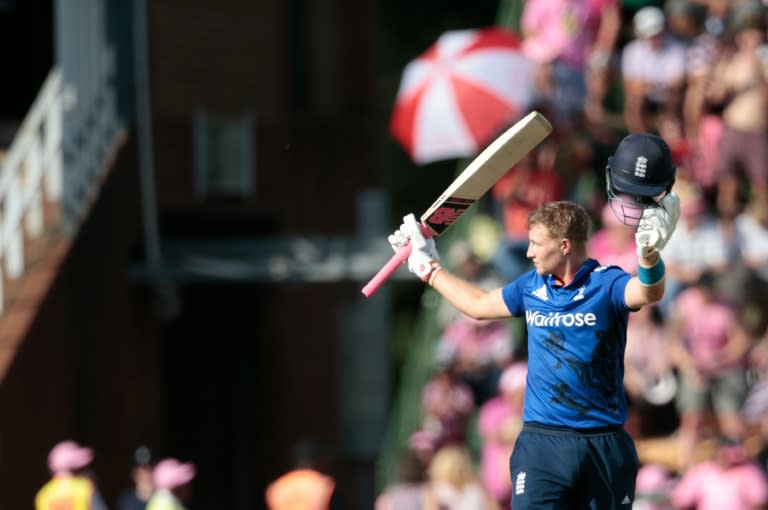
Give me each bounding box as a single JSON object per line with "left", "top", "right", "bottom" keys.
{"left": 361, "top": 111, "right": 552, "bottom": 297}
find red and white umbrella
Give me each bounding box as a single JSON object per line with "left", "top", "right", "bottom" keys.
{"left": 389, "top": 27, "right": 537, "bottom": 165}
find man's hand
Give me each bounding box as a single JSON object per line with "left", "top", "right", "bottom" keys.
{"left": 388, "top": 214, "right": 441, "bottom": 282}
{"left": 635, "top": 192, "right": 680, "bottom": 257}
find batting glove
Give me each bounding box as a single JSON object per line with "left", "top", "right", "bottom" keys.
{"left": 388, "top": 214, "right": 441, "bottom": 282}
{"left": 635, "top": 192, "right": 681, "bottom": 257}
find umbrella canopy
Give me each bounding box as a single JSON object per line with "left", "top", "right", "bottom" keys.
{"left": 390, "top": 27, "right": 536, "bottom": 165}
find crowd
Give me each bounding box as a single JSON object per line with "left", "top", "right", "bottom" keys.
{"left": 34, "top": 441, "right": 196, "bottom": 510}
{"left": 378, "top": 0, "right": 768, "bottom": 508}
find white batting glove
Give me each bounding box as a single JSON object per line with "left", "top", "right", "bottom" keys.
{"left": 388, "top": 214, "right": 441, "bottom": 281}
{"left": 635, "top": 192, "right": 681, "bottom": 257}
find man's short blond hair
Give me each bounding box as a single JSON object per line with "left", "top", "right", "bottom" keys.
{"left": 527, "top": 201, "right": 592, "bottom": 245}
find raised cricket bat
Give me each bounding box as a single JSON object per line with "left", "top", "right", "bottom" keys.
{"left": 362, "top": 110, "right": 553, "bottom": 297}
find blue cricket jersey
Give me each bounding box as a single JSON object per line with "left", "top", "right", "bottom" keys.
{"left": 501, "top": 258, "right": 633, "bottom": 428}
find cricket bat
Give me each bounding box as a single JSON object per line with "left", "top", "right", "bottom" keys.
{"left": 362, "top": 110, "right": 553, "bottom": 297}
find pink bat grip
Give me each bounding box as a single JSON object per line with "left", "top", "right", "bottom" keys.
{"left": 361, "top": 224, "right": 434, "bottom": 297}
{"left": 361, "top": 243, "right": 413, "bottom": 297}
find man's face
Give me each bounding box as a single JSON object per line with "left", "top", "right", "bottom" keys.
{"left": 526, "top": 224, "right": 565, "bottom": 275}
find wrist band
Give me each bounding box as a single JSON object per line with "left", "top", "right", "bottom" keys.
{"left": 427, "top": 264, "right": 443, "bottom": 285}
{"left": 638, "top": 257, "right": 665, "bottom": 287}
{"left": 419, "top": 260, "right": 441, "bottom": 282}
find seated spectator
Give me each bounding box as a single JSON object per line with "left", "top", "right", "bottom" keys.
{"left": 375, "top": 450, "right": 427, "bottom": 510}
{"left": 624, "top": 305, "right": 678, "bottom": 438}
{"left": 476, "top": 362, "right": 527, "bottom": 508}
{"left": 436, "top": 314, "right": 515, "bottom": 405}
{"left": 423, "top": 445, "right": 498, "bottom": 510}
{"left": 519, "top": 0, "right": 621, "bottom": 131}
{"left": 491, "top": 141, "right": 563, "bottom": 282}
{"left": 421, "top": 365, "right": 475, "bottom": 447}
{"left": 621, "top": 6, "right": 687, "bottom": 134}
{"left": 633, "top": 463, "right": 676, "bottom": 510}
{"left": 408, "top": 429, "right": 440, "bottom": 471}
{"left": 35, "top": 440, "right": 108, "bottom": 510}
{"left": 116, "top": 446, "right": 154, "bottom": 510}
{"left": 667, "top": 271, "right": 751, "bottom": 470}
{"left": 148, "top": 458, "right": 196, "bottom": 510}
{"left": 660, "top": 180, "right": 729, "bottom": 312}
{"left": 670, "top": 435, "right": 768, "bottom": 509}
{"left": 437, "top": 241, "right": 502, "bottom": 329}
{"left": 588, "top": 202, "right": 638, "bottom": 273}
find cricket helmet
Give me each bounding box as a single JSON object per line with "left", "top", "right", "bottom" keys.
{"left": 605, "top": 133, "right": 676, "bottom": 225}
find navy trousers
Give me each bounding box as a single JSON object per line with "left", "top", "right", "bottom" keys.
{"left": 509, "top": 423, "right": 639, "bottom": 510}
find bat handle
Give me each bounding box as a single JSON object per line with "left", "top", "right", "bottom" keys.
{"left": 361, "top": 242, "right": 413, "bottom": 297}
{"left": 361, "top": 224, "right": 433, "bottom": 298}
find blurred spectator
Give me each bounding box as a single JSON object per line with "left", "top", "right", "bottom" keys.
{"left": 437, "top": 241, "right": 502, "bottom": 329}
{"left": 423, "top": 444, "right": 498, "bottom": 510}
{"left": 116, "top": 446, "right": 154, "bottom": 510}
{"left": 671, "top": 0, "right": 721, "bottom": 136}
{"left": 519, "top": 0, "right": 622, "bottom": 130}
{"left": 147, "top": 458, "right": 195, "bottom": 510}
{"left": 421, "top": 365, "right": 475, "bottom": 447}
{"left": 659, "top": 180, "right": 729, "bottom": 311}
{"left": 375, "top": 451, "right": 426, "bottom": 510}
{"left": 559, "top": 132, "right": 605, "bottom": 219}
{"left": 476, "top": 362, "right": 527, "bottom": 508}
{"left": 705, "top": 0, "right": 768, "bottom": 216}
{"left": 435, "top": 314, "right": 514, "bottom": 405}
{"left": 265, "top": 440, "right": 338, "bottom": 510}
{"left": 409, "top": 429, "right": 440, "bottom": 471}
{"left": 491, "top": 141, "right": 563, "bottom": 282}
{"left": 633, "top": 463, "right": 676, "bottom": 510}
{"left": 736, "top": 198, "right": 768, "bottom": 284}
{"left": 621, "top": 6, "right": 688, "bottom": 134}
{"left": 667, "top": 271, "right": 751, "bottom": 469}
{"left": 588, "top": 202, "right": 638, "bottom": 273}
{"left": 624, "top": 305, "right": 678, "bottom": 438}
{"left": 670, "top": 435, "right": 768, "bottom": 509}
{"left": 35, "top": 440, "right": 108, "bottom": 510}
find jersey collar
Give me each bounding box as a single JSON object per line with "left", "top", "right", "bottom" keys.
{"left": 546, "top": 258, "right": 599, "bottom": 288}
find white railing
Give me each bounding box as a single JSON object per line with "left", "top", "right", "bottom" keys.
{"left": 0, "top": 69, "right": 66, "bottom": 315}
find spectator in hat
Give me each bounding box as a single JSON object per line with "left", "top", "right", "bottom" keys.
{"left": 116, "top": 446, "right": 154, "bottom": 510}
{"left": 35, "top": 440, "right": 108, "bottom": 510}
{"left": 146, "top": 458, "right": 196, "bottom": 510}
{"left": 621, "top": 5, "right": 688, "bottom": 134}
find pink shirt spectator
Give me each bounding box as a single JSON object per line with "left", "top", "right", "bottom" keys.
{"left": 671, "top": 460, "right": 768, "bottom": 510}
{"left": 520, "top": 0, "right": 617, "bottom": 67}
{"left": 477, "top": 397, "right": 520, "bottom": 502}
{"left": 673, "top": 286, "right": 742, "bottom": 376}
{"left": 440, "top": 315, "right": 512, "bottom": 371}
{"left": 588, "top": 204, "right": 637, "bottom": 274}
{"left": 477, "top": 363, "right": 526, "bottom": 503}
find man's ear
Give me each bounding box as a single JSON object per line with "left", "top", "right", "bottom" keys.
{"left": 561, "top": 238, "right": 573, "bottom": 255}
